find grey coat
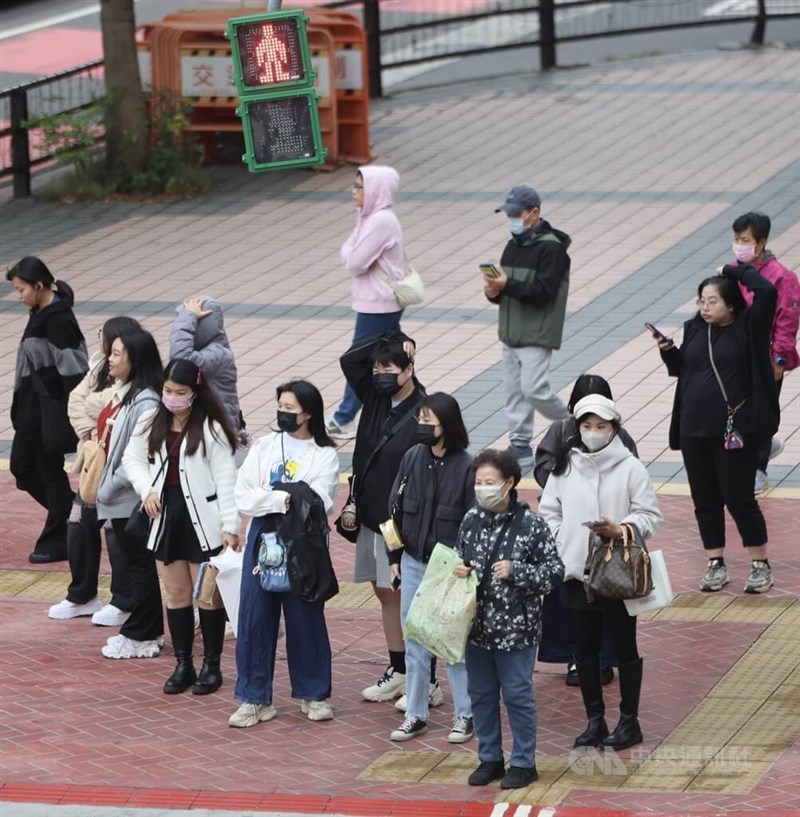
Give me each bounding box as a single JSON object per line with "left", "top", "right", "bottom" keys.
{"left": 96, "top": 389, "right": 160, "bottom": 521}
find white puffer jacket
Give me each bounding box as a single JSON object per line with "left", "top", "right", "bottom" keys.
{"left": 539, "top": 435, "right": 662, "bottom": 582}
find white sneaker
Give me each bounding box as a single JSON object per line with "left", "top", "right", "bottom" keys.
{"left": 362, "top": 666, "right": 406, "bottom": 702}
{"left": 224, "top": 621, "right": 236, "bottom": 640}
{"left": 754, "top": 470, "right": 769, "bottom": 496}
{"left": 301, "top": 699, "right": 334, "bottom": 721}
{"left": 447, "top": 715, "right": 475, "bottom": 744}
{"left": 106, "top": 633, "right": 164, "bottom": 649}
{"left": 48, "top": 598, "right": 103, "bottom": 620}
{"left": 101, "top": 636, "right": 161, "bottom": 659}
{"left": 91, "top": 604, "right": 131, "bottom": 627}
{"left": 394, "top": 679, "right": 445, "bottom": 712}
{"left": 228, "top": 702, "right": 277, "bottom": 728}
{"left": 768, "top": 439, "right": 785, "bottom": 461}
{"left": 325, "top": 417, "right": 357, "bottom": 441}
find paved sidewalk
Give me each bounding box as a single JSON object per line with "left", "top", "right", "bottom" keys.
{"left": 1, "top": 46, "right": 799, "bottom": 816}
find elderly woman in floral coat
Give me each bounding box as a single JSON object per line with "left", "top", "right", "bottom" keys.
{"left": 453, "top": 448, "right": 564, "bottom": 790}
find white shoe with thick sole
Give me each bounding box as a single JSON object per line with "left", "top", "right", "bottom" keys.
{"left": 301, "top": 700, "right": 334, "bottom": 721}
{"left": 228, "top": 703, "right": 277, "bottom": 728}
{"left": 91, "top": 604, "right": 131, "bottom": 627}
{"left": 48, "top": 598, "right": 103, "bottom": 620}
{"left": 101, "top": 636, "right": 161, "bottom": 659}
{"left": 362, "top": 667, "right": 406, "bottom": 702}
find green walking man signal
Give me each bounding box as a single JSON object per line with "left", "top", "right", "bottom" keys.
{"left": 226, "top": 10, "right": 327, "bottom": 171}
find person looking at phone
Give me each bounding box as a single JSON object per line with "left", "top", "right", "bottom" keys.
{"left": 483, "top": 185, "right": 571, "bottom": 468}
{"left": 654, "top": 264, "right": 778, "bottom": 593}
{"left": 539, "top": 395, "right": 662, "bottom": 752}
{"left": 728, "top": 212, "right": 799, "bottom": 495}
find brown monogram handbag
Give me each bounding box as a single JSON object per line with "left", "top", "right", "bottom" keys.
{"left": 584, "top": 523, "right": 653, "bottom": 603}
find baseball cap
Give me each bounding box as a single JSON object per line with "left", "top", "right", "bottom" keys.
{"left": 573, "top": 395, "right": 621, "bottom": 423}
{"left": 495, "top": 185, "right": 542, "bottom": 214}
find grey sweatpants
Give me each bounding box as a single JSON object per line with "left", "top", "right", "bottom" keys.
{"left": 502, "top": 343, "right": 569, "bottom": 447}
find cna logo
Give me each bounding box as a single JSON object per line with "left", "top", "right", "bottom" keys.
{"left": 568, "top": 746, "right": 628, "bottom": 776}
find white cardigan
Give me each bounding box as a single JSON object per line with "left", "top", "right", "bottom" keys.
{"left": 539, "top": 435, "right": 662, "bottom": 583}
{"left": 123, "top": 417, "right": 239, "bottom": 553}
{"left": 235, "top": 432, "right": 340, "bottom": 523}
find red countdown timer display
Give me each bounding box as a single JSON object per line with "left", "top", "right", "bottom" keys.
{"left": 237, "top": 19, "right": 305, "bottom": 88}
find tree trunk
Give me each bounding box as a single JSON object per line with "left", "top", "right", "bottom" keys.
{"left": 100, "top": 0, "right": 147, "bottom": 173}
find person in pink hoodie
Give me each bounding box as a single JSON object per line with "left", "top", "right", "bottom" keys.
{"left": 731, "top": 212, "right": 800, "bottom": 494}
{"left": 326, "top": 166, "right": 405, "bottom": 440}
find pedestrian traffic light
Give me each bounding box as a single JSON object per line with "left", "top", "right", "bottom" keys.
{"left": 227, "top": 10, "right": 327, "bottom": 171}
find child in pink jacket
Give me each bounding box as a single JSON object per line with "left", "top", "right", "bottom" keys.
{"left": 731, "top": 212, "right": 800, "bottom": 493}
{"left": 326, "top": 165, "right": 405, "bottom": 440}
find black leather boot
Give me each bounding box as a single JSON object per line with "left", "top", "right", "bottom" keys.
{"left": 573, "top": 659, "right": 609, "bottom": 748}
{"left": 603, "top": 657, "right": 643, "bottom": 750}
{"left": 193, "top": 607, "right": 226, "bottom": 695}
{"left": 163, "top": 606, "right": 196, "bottom": 694}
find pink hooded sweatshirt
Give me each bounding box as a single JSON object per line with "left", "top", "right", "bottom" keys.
{"left": 738, "top": 253, "right": 800, "bottom": 371}
{"left": 341, "top": 165, "right": 403, "bottom": 314}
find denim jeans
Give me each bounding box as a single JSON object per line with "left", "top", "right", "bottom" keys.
{"left": 465, "top": 641, "right": 537, "bottom": 768}
{"left": 399, "top": 551, "right": 472, "bottom": 721}
{"left": 235, "top": 534, "right": 332, "bottom": 704}
{"left": 333, "top": 309, "right": 404, "bottom": 425}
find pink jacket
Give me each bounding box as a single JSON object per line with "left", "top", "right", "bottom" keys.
{"left": 738, "top": 254, "right": 800, "bottom": 371}
{"left": 341, "top": 165, "right": 403, "bottom": 314}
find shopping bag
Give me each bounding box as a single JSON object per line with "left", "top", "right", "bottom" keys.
{"left": 210, "top": 547, "right": 244, "bottom": 637}
{"left": 624, "top": 550, "right": 673, "bottom": 616}
{"left": 193, "top": 562, "right": 222, "bottom": 606}
{"left": 403, "top": 543, "right": 478, "bottom": 664}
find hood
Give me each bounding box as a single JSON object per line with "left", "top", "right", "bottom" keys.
{"left": 516, "top": 219, "right": 572, "bottom": 251}
{"left": 176, "top": 296, "right": 229, "bottom": 350}
{"left": 27, "top": 297, "right": 76, "bottom": 327}
{"left": 569, "top": 434, "right": 632, "bottom": 475}
{"left": 358, "top": 165, "right": 399, "bottom": 218}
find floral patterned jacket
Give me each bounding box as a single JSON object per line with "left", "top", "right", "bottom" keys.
{"left": 453, "top": 495, "right": 564, "bottom": 651}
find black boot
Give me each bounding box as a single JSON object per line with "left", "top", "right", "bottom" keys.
{"left": 573, "top": 659, "right": 609, "bottom": 748}
{"left": 163, "top": 606, "right": 196, "bottom": 694}
{"left": 193, "top": 607, "right": 226, "bottom": 695}
{"left": 603, "top": 657, "right": 643, "bottom": 750}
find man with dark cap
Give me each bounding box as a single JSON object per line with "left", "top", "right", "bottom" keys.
{"left": 484, "top": 185, "right": 571, "bottom": 466}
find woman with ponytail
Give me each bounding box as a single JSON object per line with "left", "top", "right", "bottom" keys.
{"left": 7, "top": 256, "right": 89, "bottom": 564}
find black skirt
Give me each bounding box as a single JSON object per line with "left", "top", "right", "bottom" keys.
{"left": 561, "top": 578, "right": 624, "bottom": 613}
{"left": 155, "top": 485, "right": 222, "bottom": 565}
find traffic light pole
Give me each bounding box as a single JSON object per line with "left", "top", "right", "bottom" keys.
{"left": 267, "top": 0, "right": 282, "bottom": 10}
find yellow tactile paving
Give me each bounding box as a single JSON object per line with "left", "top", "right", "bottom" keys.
{"left": 650, "top": 592, "right": 733, "bottom": 622}
{"left": 686, "top": 760, "right": 776, "bottom": 795}
{"left": 711, "top": 594, "right": 795, "bottom": 623}
{"left": 356, "top": 749, "right": 444, "bottom": 783}
{"left": 326, "top": 580, "right": 381, "bottom": 610}
{"left": 0, "top": 569, "right": 46, "bottom": 597}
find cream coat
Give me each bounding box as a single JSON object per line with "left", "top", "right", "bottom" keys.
{"left": 67, "top": 354, "right": 117, "bottom": 473}
{"left": 539, "top": 435, "right": 662, "bottom": 582}
{"left": 123, "top": 418, "right": 239, "bottom": 553}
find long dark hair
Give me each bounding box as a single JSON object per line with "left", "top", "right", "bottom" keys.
{"left": 418, "top": 392, "right": 469, "bottom": 452}
{"left": 696, "top": 276, "right": 747, "bottom": 317}
{"left": 148, "top": 358, "right": 237, "bottom": 457}
{"left": 115, "top": 327, "right": 163, "bottom": 405}
{"left": 93, "top": 316, "right": 142, "bottom": 392}
{"left": 6, "top": 256, "right": 75, "bottom": 305}
{"left": 276, "top": 379, "right": 335, "bottom": 448}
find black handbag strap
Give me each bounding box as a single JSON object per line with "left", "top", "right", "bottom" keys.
{"left": 471, "top": 508, "right": 519, "bottom": 594}
{"left": 147, "top": 431, "right": 185, "bottom": 493}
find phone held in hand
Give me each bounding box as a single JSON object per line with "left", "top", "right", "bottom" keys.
{"left": 480, "top": 263, "right": 501, "bottom": 279}
{"left": 644, "top": 322, "right": 672, "bottom": 345}
{"left": 582, "top": 520, "right": 604, "bottom": 528}
{"left": 391, "top": 575, "right": 401, "bottom": 591}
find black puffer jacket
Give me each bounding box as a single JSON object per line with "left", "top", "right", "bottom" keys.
{"left": 387, "top": 444, "right": 474, "bottom": 566}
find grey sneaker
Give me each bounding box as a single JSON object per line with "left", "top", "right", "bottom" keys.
{"left": 390, "top": 716, "right": 427, "bottom": 742}
{"left": 507, "top": 445, "right": 534, "bottom": 468}
{"left": 447, "top": 716, "right": 475, "bottom": 744}
{"left": 325, "top": 417, "right": 357, "bottom": 441}
{"left": 700, "top": 562, "right": 729, "bottom": 592}
{"left": 768, "top": 439, "right": 785, "bottom": 461}
{"left": 754, "top": 470, "right": 769, "bottom": 496}
{"left": 744, "top": 562, "right": 773, "bottom": 594}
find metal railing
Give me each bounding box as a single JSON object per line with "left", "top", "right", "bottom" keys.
{"left": 2, "top": 0, "right": 797, "bottom": 196}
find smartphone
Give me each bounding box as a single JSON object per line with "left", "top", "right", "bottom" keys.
{"left": 479, "top": 263, "right": 501, "bottom": 279}
{"left": 582, "top": 520, "right": 604, "bottom": 528}
{"left": 644, "top": 322, "right": 671, "bottom": 343}
{"left": 391, "top": 575, "right": 401, "bottom": 591}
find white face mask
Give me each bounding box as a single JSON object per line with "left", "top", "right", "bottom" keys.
{"left": 581, "top": 429, "right": 614, "bottom": 453}
{"left": 475, "top": 483, "right": 510, "bottom": 511}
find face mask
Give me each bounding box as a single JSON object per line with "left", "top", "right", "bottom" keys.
{"left": 508, "top": 217, "right": 526, "bottom": 235}
{"left": 373, "top": 372, "right": 400, "bottom": 396}
{"left": 162, "top": 392, "right": 194, "bottom": 414}
{"left": 416, "top": 423, "right": 439, "bottom": 446}
{"left": 732, "top": 243, "right": 757, "bottom": 263}
{"left": 277, "top": 410, "right": 302, "bottom": 433}
{"left": 475, "top": 483, "right": 509, "bottom": 511}
{"left": 581, "top": 429, "right": 613, "bottom": 453}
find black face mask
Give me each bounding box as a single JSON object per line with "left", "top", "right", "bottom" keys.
{"left": 277, "top": 410, "right": 302, "bottom": 433}
{"left": 416, "top": 423, "right": 439, "bottom": 446}
{"left": 373, "top": 372, "right": 400, "bottom": 397}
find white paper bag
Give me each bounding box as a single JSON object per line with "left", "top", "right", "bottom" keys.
{"left": 209, "top": 548, "right": 244, "bottom": 637}
{"left": 624, "top": 549, "right": 673, "bottom": 617}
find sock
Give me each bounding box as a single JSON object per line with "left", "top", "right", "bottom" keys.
{"left": 709, "top": 557, "right": 725, "bottom": 567}
{"left": 429, "top": 656, "right": 437, "bottom": 684}
{"left": 752, "top": 559, "right": 770, "bottom": 568}
{"left": 389, "top": 650, "right": 406, "bottom": 675}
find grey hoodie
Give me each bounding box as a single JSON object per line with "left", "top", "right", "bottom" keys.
{"left": 169, "top": 298, "right": 242, "bottom": 433}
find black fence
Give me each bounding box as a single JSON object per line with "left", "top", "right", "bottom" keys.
{"left": 2, "top": 0, "right": 797, "bottom": 197}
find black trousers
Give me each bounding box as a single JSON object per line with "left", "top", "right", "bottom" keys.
{"left": 111, "top": 518, "right": 163, "bottom": 642}
{"left": 104, "top": 523, "right": 134, "bottom": 612}
{"left": 680, "top": 435, "right": 767, "bottom": 550}
{"left": 10, "top": 431, "right": 74, "bottom": 558}
{"left": 758, "top": 376, "right": 783, "bottom": 472}
{"left": 563, "top": 580, "right": 639, "bottom": 666}
{"left": 66, "top": 503, "right": 102, "bottom": 604}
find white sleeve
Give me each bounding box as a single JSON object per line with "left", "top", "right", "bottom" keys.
{"left": 305, "top": 446, "right": 341, "bottom": 515}
{"left": 622, "top": 462, "right": 663, "bottom": 540}
{"left": 122, "top": 412, "right": 158, "bottom": 501}
{"left": 207, "top": 423, "right": 240, "bottom": 534}
{"left": 538, "top": 474, "right": 563, "bottom": 540}
{"left": 235, "top": 435, "right": 290, "bottom": 518}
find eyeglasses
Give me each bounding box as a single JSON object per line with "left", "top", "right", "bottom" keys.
{"left": 696, "top": 298, "right": 722, "bottom": 308}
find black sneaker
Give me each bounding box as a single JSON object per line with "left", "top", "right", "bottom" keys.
{"left": 500, "top": 765, "right": 539, "bottom": 789}
{"left": 468, "top": 760, "right": 505, "bottom": 786}
{"left": 389, "top": 716, "right": 427, "bottom": 742}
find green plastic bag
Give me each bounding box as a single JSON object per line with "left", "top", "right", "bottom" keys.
{"left": 403, "top": 543, "right": 479, "bottom": 664}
